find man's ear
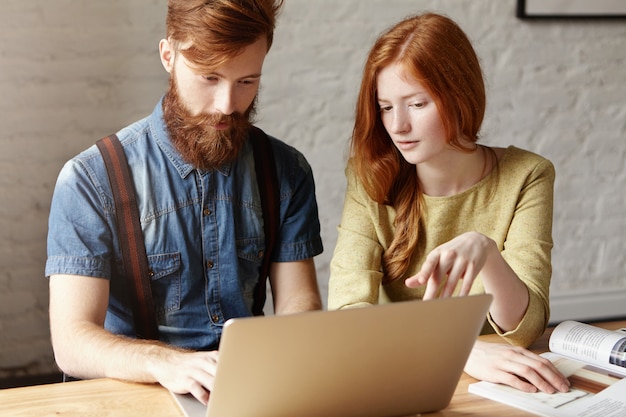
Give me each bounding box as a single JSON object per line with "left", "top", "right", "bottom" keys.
{"left": 159, "top": 38, "right": 175, "bottom": 73}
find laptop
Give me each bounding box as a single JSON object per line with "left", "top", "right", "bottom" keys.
{"left": 171, "top": 293, "right": 492, "bottom": 417}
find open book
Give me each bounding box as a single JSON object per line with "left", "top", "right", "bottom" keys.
{"left": 469, "top": 320, "right": 626, "bottom": 417}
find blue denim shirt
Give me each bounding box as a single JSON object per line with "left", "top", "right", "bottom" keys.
{"left": 46, "top": 100, "right": 323, "bottom": 350}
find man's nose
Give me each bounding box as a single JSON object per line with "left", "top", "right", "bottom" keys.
{"left": 213, "top": 84, "right": 236, "bottom": 115}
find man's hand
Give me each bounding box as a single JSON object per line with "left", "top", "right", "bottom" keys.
{"left": 148, "top": 349, "right": 220, "bottom": 405}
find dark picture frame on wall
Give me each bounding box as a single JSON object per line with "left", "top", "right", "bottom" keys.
{"left": 517, "top": 0, "right": 626, "bottom": 19}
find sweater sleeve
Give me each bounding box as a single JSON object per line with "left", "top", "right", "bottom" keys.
{"left": 489, "top": 157, "right": 556, "bottom": 347}
{"left": 328, "top": 162, "right": 386, "bottom": 310}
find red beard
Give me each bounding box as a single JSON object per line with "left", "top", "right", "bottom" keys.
{"left": 162, "top": 76, "right": 256, "bottom": 170}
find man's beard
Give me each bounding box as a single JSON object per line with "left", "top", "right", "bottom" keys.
{"left": 162, "top": 76, "right": 256, "bottom": 170}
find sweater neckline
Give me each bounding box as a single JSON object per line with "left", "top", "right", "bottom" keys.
{"left": 422, "top": 145, "right": 514, "bottom": 202}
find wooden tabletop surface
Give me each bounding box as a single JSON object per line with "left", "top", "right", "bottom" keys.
{"left": 1, "top": 320, "right": 624, "bottom": 417}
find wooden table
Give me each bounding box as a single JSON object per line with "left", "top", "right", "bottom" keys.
{"left": 1, "top": 320, "right": 624, "bottom": 417}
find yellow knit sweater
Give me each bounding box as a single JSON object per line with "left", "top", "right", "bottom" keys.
{"left": 329, "top": 146, "right": 555, "bottom": 347}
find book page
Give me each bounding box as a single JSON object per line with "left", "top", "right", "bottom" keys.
{"left": 549, "top": 321, "right": 626, "bottom": 375}
{"left": 469, "top": 352, "right": 626, "bottom": 417}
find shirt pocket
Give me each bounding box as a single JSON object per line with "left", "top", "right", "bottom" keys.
{"left": 236, "top": 237, "right": 264, "bottom": 298}
{"left": 148, "top": 252, "right": 182, "bottom": 315}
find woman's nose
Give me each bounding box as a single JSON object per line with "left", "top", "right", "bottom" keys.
{"left": 389, "top": 110, "right": 410, "bottom": 134}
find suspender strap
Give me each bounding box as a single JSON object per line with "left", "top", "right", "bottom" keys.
{"left": 249, "top": 126, "right": 280, "bottom": 316}
{"left": 96, "top": 134, "right": 159, "bottom": 340}
{"left": 96, "top": 127, "right": 276, "bottom": 329}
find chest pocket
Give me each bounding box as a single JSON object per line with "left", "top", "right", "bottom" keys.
{"left": 148, "top": 252, "right": 182, "bottom": 315}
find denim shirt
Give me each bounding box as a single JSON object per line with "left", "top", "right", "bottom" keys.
{"left": 46, "top": 100, "right": 323, "bottom": 350}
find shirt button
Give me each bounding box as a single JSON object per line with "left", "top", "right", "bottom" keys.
{"left": 203, "top": 207, "right": 211, "bottom": 216}
{"left": 206, "top": 260, "right": 214, "bottom": 269}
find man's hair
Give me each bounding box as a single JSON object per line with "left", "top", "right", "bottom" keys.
{"left": 166, "top": 0, "right": 284, "bottom": 70}
{"left": 350, "top": 13, "right": 487, "bottom": 283}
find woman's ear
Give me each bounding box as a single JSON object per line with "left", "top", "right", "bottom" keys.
{"left": 159, "top": 38, "right": 175, "bottom": 73}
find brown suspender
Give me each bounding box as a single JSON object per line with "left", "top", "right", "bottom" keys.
{"left": 96, "top": 127, "right": 278, "bottom": 338}
{"left": 97, "top": 135, "right": 159, "bottom": 340}
{"left": 249, "top": 126, "right": 280, "bottom": 316}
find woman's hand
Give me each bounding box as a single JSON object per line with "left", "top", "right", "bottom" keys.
{"left": 466, "top": 341, "right": 570, "bottom": 393}
{"left": 405, "top": 231, "right": 494, "bottom": 299}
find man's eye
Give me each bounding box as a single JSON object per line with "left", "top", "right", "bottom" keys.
{"left": 205, "top": 76, "right": 218, "bottom": 82}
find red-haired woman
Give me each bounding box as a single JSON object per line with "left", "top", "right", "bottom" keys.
{"left": 329, "top": 12, "right": 570, "bottom": 393}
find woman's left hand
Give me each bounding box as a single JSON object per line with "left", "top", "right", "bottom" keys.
{"left": 404, "top": 231, "right": 495, "bottom": 299}
{"left": 465, "top": 341, "right": 571, "bottom": 394}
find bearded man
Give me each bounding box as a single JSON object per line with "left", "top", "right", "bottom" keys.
{"left": 46, "top": 0, "right": 323, "bottom": 405}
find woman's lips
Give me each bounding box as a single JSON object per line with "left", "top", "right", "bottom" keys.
{"left": 396, "top": 140, "right": 419, "bottom": 151}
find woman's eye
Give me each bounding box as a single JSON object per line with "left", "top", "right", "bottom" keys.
{"left": 379, "top": 105, "right": 392, "bottom": 112}
{"left": 411, "top": 102, "right": 426, "bottom": 109}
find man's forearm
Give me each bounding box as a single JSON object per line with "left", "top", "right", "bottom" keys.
{"left": 52, "top": 319, "right": 220, "bottom": 405}
{"left": 52, "top": 321, "right": 184, "bottom": 382}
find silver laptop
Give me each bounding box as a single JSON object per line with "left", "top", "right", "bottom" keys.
{"left": 172, "top": 294, "right": 492, "bottom": 417}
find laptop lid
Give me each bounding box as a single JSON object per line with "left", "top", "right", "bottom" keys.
{"left": 172, "top": 294, "right": 492, "bottom": 417}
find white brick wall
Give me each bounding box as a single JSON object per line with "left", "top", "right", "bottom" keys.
{"left": 1, "top": 0, "right": 624, "bottom": 378}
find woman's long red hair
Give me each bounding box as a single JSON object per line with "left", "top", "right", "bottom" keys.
{"left": 351, "top": 13, "right": 486, "bottom": 282}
